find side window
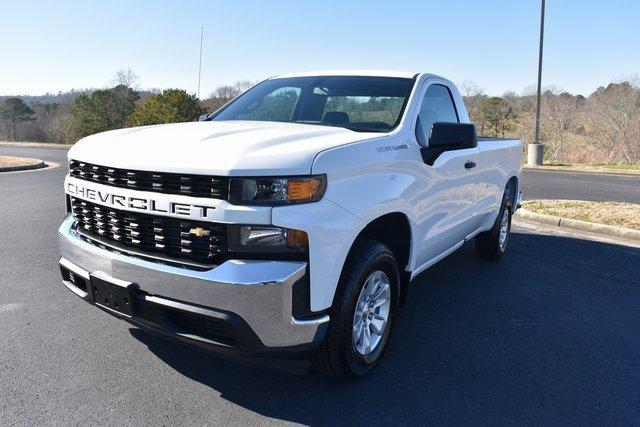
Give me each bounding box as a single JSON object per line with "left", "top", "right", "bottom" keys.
{"left": 416, "top": 84, "right": 459, "bottom": 145}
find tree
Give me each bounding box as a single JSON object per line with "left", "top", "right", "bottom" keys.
{"left": 0, "top": 97, "right": 36, "bottom": 140}
{"left": 201, "top": 80, "right": 256, "bottom": 113}
{"left": 459, "top": 81, "right": 487, "bottom": 130}
{"left": 540, "top": 91, "right": 580, "bottom": 160}
{"left": 127, "top": 89, "right": 205, "bottom": 126}
{"left": 30, "top": 103, "right": 73, "bottom": 143}
{"left": 70, "top": 85, "right": 139, "bottom": 140}
{"left": 112, "top": 68, "right": 139, "bottom": 88}
{"left": 585, "top": 81, "right": 640, "bottom": 162}
{"left": 478, "top": 97, "right": 517, "bottom": 137}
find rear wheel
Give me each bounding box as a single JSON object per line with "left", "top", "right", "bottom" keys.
{"left": 312, "top": 239, "right": 398, "bottom": 379}
{"left": 475, "top": 192, "right": 512, "bottom": 259}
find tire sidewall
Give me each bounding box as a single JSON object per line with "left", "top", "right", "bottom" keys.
{"left": 343, "top": 248, "right": 398, "bottom": 376}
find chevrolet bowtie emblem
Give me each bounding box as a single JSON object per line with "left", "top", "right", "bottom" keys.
{"left": 189, "top": 227, "right": 210, "bottom": 237}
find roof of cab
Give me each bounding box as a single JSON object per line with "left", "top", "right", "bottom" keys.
{"left": 270, "top": 70, "right": 419, "bottom": 79}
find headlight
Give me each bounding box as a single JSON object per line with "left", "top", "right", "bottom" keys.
{"left": 228, "top": 225, "right": 308, "bottom": 253}
{"left": 229, "top": 175, "right": 326, "bottom": 205}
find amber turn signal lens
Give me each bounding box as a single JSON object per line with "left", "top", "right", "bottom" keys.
{"left": 288, "top": 178, "right": 323, "bottom": 202}
{"left": 287, "top": 229, "right": 309, "bottom": 248}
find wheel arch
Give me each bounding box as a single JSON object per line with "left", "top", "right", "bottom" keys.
{"left": 505, "top": 175, "right": 519, "bottom": 208}
{"left": 340, "top": 212, "right": 413, "bottom": 308}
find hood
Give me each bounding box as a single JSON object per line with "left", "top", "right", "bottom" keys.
{"left": 68, "top": 121, "right": 383, "bottom": 176}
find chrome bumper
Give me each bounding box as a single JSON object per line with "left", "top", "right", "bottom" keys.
{"left": 58, "top": 215, "right": 329, "bottom": 349}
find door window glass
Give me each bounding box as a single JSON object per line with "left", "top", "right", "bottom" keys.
{"left": 416, "top": 84, "right": 459, "bottom": 144}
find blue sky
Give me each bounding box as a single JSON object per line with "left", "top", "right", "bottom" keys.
{"left": 2, "top": 0, "right": 639, "bottom": 96}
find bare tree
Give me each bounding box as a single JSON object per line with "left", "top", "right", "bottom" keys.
{"left": 233, "top": 80, "right": 254, "bottom": 94}
{"left": 112, "top": 68, "right": 140, "bottom": 88}
{"left": 458, "top": 81, "right": 486, "bottom": 131}
{"left": 585, "top": 81, "right": 640, "bottom": 162}
{"left": 459, "top": 81, "right": 483, "bottom": 99}
{"left": 201, "top": 80, "right": 257, "bottom": 113}
{"left": 211, "top": 85, "right": 239, "bottom": 100}
{"left": 541, "top": 91, "right": 580, "bottom": 161}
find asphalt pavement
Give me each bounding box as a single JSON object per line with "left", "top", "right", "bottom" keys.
{"left": 521, "top": 168, "right": 640, "bottom": 203}
{"left": 1, "top": 146, "right": 639, "bottom": 425}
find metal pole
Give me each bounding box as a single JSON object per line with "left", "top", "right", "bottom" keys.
{"left": 197, "top": 26, "right": 204, "bottom": 99}
{"left": 529, "top": 0, "right": 545, "bottom": 165}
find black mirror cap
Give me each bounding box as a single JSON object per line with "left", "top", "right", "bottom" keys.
{"left": 420, "top": 122, "right": 478, "bottom": 166}
{"left": 428, "top": 122, "right": 477, "bottom": 149}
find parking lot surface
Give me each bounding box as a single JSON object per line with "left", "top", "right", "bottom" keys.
{"left": 1, "top": 147, "right": 639, "bottom": 425}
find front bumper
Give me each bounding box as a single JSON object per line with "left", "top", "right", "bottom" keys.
{"left": 58, "top": 215, "right": 329, "bottom": 360}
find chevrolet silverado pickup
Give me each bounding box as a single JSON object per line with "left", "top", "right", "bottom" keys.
{"left": 58, "top": 71, "right": 522, "bottom": 379}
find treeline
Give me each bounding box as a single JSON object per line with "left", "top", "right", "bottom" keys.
{"left": 1, "top": 70, "right": 639, "bottom": 164}
{"left": 461, "top": 79, "right": 640, "bottom": 163}
{"left": 0, "top": 70, "right": 253, "bottom": 145}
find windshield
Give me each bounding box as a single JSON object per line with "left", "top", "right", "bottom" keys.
{"left": 210, "top": 76, "right": 415, "bottom": 133}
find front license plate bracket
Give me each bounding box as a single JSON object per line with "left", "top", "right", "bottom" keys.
{"left": 90, "top": 273, "right": 138, "bottom": 317}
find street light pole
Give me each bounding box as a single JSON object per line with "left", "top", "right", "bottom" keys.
{"left": 528, "top": 0, "right": 545, "bottom": 166}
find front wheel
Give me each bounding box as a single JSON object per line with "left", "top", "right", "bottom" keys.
{"left": 312, "top": 239, "right": 398, "bottom": 379}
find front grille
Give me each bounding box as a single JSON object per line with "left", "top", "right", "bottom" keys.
{"left": 70, "top": 197, "right": 227, "bottom": 267}
{"left": 69, "top": 160, "right": 228, "bottom": 199}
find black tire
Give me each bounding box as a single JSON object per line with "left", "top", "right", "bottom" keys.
{"left": 475, "top": 191, "right": 512, "bottom": 260}
{"left": 312, "top": 239, "right": 399, "bottom": 379}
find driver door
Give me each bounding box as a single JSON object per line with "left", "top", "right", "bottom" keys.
{"left": 412, "top": 82, "right": 481, "bottom": 267}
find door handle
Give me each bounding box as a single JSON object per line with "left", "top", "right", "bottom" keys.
{"left": 464, "top": 161, "right": 476, "bottom": 169}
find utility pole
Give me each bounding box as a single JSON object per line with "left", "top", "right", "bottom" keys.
{"left": 197, "top": 26, "right": 204, "bottom": 99}
{"left": 528, "top": 0, "right": 545, "bottom": 166}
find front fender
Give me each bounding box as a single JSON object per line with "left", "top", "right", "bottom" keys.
{"left": 272, "top": 199, "right": 365, "bottom": 312}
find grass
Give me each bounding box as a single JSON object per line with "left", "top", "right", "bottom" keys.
{"left": 0, "top": 156, "right": 41, "bottom": 168}
{"left": 523, "top": 200, "right": 640, "bottom": 231}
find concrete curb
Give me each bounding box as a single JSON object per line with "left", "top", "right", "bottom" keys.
{"left": 0, "top": 160, "right": 47, "bottom": 173}
{"left": 515, "top": 208, "right": 640, "bottom": 241}
{"left": 0, "top": 142, "right": 73, "bottom": 149}
{"left": 523, "top": 165, "right": 640, "bottom": 177}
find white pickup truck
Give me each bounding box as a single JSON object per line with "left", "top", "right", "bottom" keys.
{"left": 58, "top": 70, "right": 522, "bottom": 379}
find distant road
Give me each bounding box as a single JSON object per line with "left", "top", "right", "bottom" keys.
{"left": 1, "top": 146, "right": 640, "bottom": 204}
{"left": 521, "top": 168, "right": 640, "bottom": 203}
{"left": 0, "top": 145, "right": 68, "bottom": 165}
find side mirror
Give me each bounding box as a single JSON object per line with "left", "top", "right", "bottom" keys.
{"left": 198, "top": 114, "right": 209, "bottom": 122}
{"left": 428, "top": 122, "right": 477, "bottom": 149}
{"left": 420, "top": 122, "right": 477, "bottom": 165}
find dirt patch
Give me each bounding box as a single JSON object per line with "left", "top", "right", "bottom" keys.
{"left": 0, "top": 156, "right": 47, "bottom": 172}
{"left": 523, "top": 200, "right": 640, "bottom": 231}
{"left": 0, "top": 156, "right": 42, "bottom": 168}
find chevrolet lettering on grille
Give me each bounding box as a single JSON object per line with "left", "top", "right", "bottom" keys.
{"left": 65, "top": 178, "right": 218, "bottom": 221}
